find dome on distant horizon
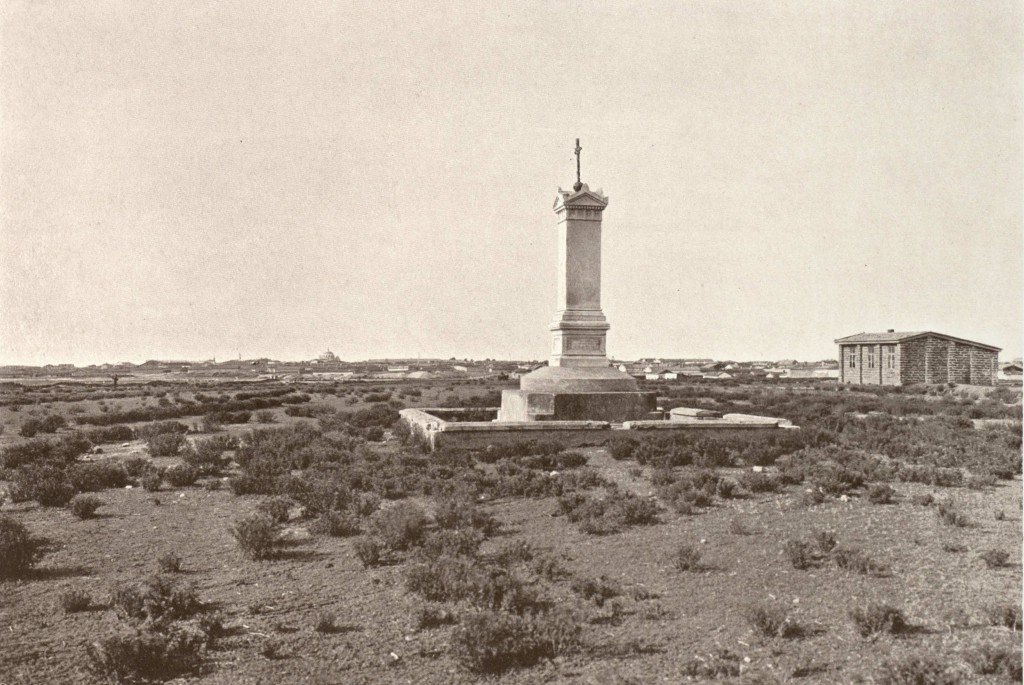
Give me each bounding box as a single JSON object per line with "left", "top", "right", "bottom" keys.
{"left": 318, "top": 350, "right": 339, "bottom": 362}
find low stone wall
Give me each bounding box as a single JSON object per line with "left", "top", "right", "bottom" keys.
{"left": 400, "top": 407, "right": 796, "bottom": 451}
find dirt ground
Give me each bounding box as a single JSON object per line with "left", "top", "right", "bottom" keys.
{"left": 1, "top": 444, "right": 1019, "bottom": 684}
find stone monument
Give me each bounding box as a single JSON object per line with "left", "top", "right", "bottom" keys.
{"left": 497, "top": 140, "right": 658, "bottom": 422}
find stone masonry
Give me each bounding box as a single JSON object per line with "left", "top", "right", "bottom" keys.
{"left": 836, "top": 331, "right": 999, "bottom": 386}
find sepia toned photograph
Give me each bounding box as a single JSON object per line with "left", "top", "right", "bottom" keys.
{"left": 1, "top": 2, "right": 1021, "bottom": 683}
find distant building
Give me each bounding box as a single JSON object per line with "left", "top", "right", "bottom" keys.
{"left": 645, "top": 369, "right": 677, "bottom": 381}
{"left": 703, "top": 371, "right": 733, "bottom": 380}
{"left": 835, "top": 331, "right": 999, "bottom": 386}
{"left": 998, "top": 363, "right": 1023, "bottom": 383}
{"left": 785, "top": 368, "right": 840, "bottom": 380}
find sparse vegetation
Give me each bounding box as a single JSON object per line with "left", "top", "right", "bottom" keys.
{"left": 672, "top": 543, "right": 703, "bottom": 571}
{"left": 59, "top": 588, "right": 92, "bottom": 613}
{"left": 230, "top": 514, "right": 279, "bottom": 560}
{"left": 68, "top": 494, "right": 103, "bottom": 519}
{"left": 0, "top": 515, "right": 43, "bottom": 577}
{"left": 0, "top": 378, "right": 1018, "bottom": 682}
{"left": 850, "top": 602, "right": 908, "bottom": 638}
{"left": 157, "top": 552, "right": 183, "bottom": 573}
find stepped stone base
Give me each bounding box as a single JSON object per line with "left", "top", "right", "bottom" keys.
{"left": 519, "top": 365, "right": 642, "bottom": 393}
{"left": 497, "top": 389, "right": 658, "bottom": 423}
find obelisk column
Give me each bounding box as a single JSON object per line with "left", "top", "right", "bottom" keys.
{"left": 549, "top": 140, "right": 611, "bottom": 367}
{"left": 550, "top": 185, "right": 611, "bottom": 366}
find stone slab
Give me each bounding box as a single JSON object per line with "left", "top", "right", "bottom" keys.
{"left": 399, "top": 408, "right": 797, "bottom": 451}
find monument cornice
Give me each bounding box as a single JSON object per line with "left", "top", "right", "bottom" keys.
{"left": 553, "top": 184, "right": 609, "bottom": 213}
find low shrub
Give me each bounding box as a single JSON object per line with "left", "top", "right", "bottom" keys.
{"left": 12, "top": 465, "right": 75, "bottom": 506}
{"left": 366, "top": 502, "right": 428, "bottom": 552}
{"left": 157, "top": 552, "right": 183, "bottom": 573}
{"left": 67, "top": 461, "right": 129, "bottom": 492}
{"left": 985, "top": 602, "right": 1021, "bottom": 630}
{"left": 69, "top": 494, "right": 104, "bottom": 519}
{"left": 558, "top": 489, "right": 660, "bottom": 535}
{"left": 419, "top": 529, "right": 483, "bottom": 559}
{"left": 111, "top": 575, "right": 203, "bottom": 627}
{"left": 875, "top": 652, "right": 961, "bottom": 685}
{"left": 850, "top": 602, "right": 907, "bottom": 638}
{"left": 147, "top": 433, "right": 185, "bottom": 457}
{"left": 59, "top": 588, "right": 92, "bottom": 613}
{"left": 353, "top": 536, "right": 384, "bottom": 568}
{"left": 123, "top": 457, "right": 151, "bottom": 478}
{"left": 314, "top": 612, "right": 340, "bottom": 634}
{"left": 19, "top": 414, "right": 66, "bottom": 437}
{"left": 784, "top": 539, "right": 817, "bottom": 570}
{"left": 965, "top": 472, "right": 998, "bottom": 490}
{"left": 140, "top": 469, "right": 163, "bottom": 492}
{"left": 832, "top": 547, "right": 889, "bottom": 576}
{"left": 740, "top": 471, "right": 783, "bottom": 493}
{"left": 813, "top": 530, "right": 837, "bottom": 554}
{"left": 867, "top": 483, "right": 896, "bottom": 504}
{"left": 937, "top": 500, "right": 969, "bottom": 527}
{"left": 415, "top": 603, "right": 458, "bottom": 630}
{"left": 165, "top": 464, "right": 199, "bottom": 488}
{"left": 256, "top": 496, "right": 293, "bottom": 524}
{"left": 452, "top": 610, "right": 579, "bottom": 673}
{"left": 979, "top": 548, "right": 1010, "bottom": 569}
{"left": 673, "top": 544, "right": 702, "bottom": 571}
{"left": 309, "top": 510, "right": 360, "bottom": 537}
{"left": 86, "top": 625, "right": 207, "bottom": 683}
{"left": 910, "top": 493, "right": 935, "bottom": 506}
{"left": 434, "top": 499, "right": 499, "bottom": 537}
{"left": 962, "top": 638, "right": 1019, "bottom": 679}
{"left": 0, "top": 516, "right": 43, "bottom": 577}
{"left": 716, "top": 477, "right": 740, "bottom": 499}
{"left": 609, "top": 439, "right": 638, "bottom": 461}
{"left": 230, "top": 514, "right": 279, "bottom": 560}
{"left": 964, "top": 641, "right": 1022, "bottom": 680}
{"left": 679, "top": 649, "right": 742, "bottom": 679}
{"left": 571, "top": 576, "right": 621, "bottom": 608}
{"left": 256, "top": 410, "right": 277, "bottom": 424}
{"left": 746, "top": 604, "right": 801, "bottom": 639}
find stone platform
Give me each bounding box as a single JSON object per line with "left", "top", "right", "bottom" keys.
{"left": 400, "top": 407, "right": 796, "bottom": 451}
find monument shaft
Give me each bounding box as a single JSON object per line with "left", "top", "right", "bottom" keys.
{"left": 550, "top": 185, "right": 611, "bottom": 368}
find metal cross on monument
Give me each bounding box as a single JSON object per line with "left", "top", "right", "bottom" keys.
{"left": 573, "top": 138, "right": 583, "bottom": 191}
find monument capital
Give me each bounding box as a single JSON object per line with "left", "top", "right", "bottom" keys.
{"left": 554, "top": 184, "right": 609, "bottom": 212}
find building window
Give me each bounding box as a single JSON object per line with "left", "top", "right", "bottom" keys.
{"left": 848, "top": 347, "right": 856, "bottom": 368}
{"left": 886, "top": 345, "right": 895, "bottom": 369}
{"left": 867, "top": 347, "right": 875, "bottom": 369}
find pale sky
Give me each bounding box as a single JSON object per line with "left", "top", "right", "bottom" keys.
{"left": 2, "top": 1, "right": 1021, "bottom": 366}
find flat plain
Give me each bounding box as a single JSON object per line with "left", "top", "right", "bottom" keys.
{"left": 0, "top": 377, "right": 1020, "bottom": 684}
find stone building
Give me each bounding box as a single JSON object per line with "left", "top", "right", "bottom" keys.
{"left": 835, "top": 331, "right": 1000, "bottom": 386}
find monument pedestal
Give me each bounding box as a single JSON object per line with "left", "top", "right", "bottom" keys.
{"left": 497, "top": 388, "right": 657, "bottom": 423}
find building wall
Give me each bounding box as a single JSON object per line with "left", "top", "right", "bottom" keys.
{"left": 842, "top": 336, "right": 997, "bottom": 386}
{"left": 969, "top": 347, "right": 998, "bottom": 385}
{"left": 898, "top": 340, "right": 924, "bottom": 384}
{"left": 949, "top": 343, "right": 973, "bottom": 384}
{"left": 881, "top": 344, "right": 901, "bottom": 385}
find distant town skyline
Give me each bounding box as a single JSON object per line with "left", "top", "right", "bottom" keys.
{"left": 2, "top": 2, "right": 1020, "bottom": 367}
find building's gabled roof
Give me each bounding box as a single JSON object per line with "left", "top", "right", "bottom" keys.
{"left": 834, "top": 331, "right": 1001, "bottom": 352}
